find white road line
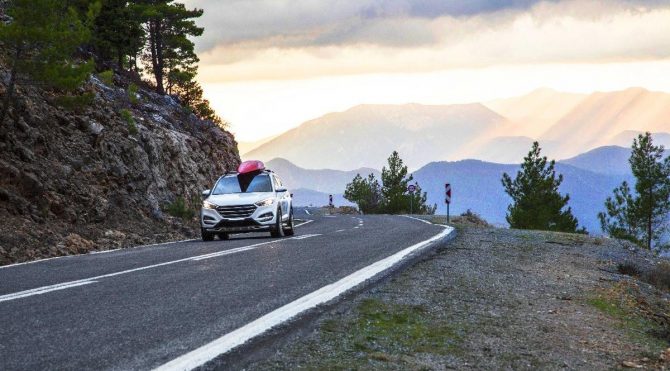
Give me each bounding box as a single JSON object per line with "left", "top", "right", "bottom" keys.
{"left": 0, "top": 221, "right": 317, "bottom": 303}
{"left": 304, "top": 209, "right": 311, "bottom": 215}
{"left": 335, "top": 229, "right": 346, "bottom": 233}
{"left": 154, "top": 223, "right": 454, "bottom": 371}
{"left": 291, "top": 234, "right": 322, "bottom": 240}
{"left": 0, "top": 281, "right": 96, "bottom": 303}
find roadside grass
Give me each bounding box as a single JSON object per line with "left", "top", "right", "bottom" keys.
{"left": 309, "top": 298, "right": 464, "bottom": 368}
{"left": 586, "top": 281, "right": 668, "bottom": 355}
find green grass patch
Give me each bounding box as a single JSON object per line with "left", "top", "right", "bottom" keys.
{"left": 120, "top": 109, "right": 138, "bottom": 135}
{"left": 128, "top": 83, "right": 140, "bottom": 105}
{"left": 164, "top": 197, "right": 195, "bottom": 219}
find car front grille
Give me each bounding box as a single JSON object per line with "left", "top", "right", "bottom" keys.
{"left": 216, "top": 204, "right": 257, "bottom": 219}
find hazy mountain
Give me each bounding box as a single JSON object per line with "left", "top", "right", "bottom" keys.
{"left": 608, "top": 130, "right": 670, "bottom": 148}
{"left": 541, "top": 88, "right": 670, "bottom": 158}
{"left": 458, "top": 136, "right": 535, "bottom": 164}
{"left": 560, "top": 146, "right": 632, "bottom": 175}
{"left": 413, "top": 160, "right": 631, "bottom": 233}
{"left": 267, "top": 158, "right": 380, "bottom": 194}
{"left": 485, "top": 88, "right": 587, "bottom": 138}
{"left": 246, "top": 103, "right": 507, "bottom": 170}
{"left": 237, "top": 134, "right": 279, "bottom": 156}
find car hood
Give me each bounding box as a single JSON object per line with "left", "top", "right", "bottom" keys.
{"left": 206, "top": 192, "right": 274, "bottom": 206}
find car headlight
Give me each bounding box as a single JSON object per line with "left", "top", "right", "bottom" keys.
{"left": 203, "top": 201, "right": 218, "bottom": 209}
{"left": 255, "top": 198, "right": 274, "bottom": 207}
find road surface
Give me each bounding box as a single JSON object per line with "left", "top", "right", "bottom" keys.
{"left": 0, "top": 212, "right": 451, "bottom": 370}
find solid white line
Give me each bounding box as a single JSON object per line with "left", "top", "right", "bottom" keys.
{"left": 0, "top": 281, "right": 97, "bottom": 303}
{"left": 154, "top": 223, "right": 454, "bottom": 371}
{"left": 291, "top": 234, "right": 322, "bottom": 240}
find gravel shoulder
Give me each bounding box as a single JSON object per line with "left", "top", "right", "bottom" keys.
{"left": 246, "top": 220, "right": 670, "bottom": 370}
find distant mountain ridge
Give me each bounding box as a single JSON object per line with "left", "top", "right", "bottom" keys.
{"left": 244, "top": 87, "right": 670, "bottom": 170}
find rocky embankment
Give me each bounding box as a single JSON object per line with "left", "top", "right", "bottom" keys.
{"left": 250, "top": 222, "right": 670, "bottom": 370}
{"left": 0, "top": 72, "right": 239, "bottom": 265}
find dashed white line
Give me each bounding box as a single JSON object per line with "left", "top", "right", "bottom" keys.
{"left": 154, "top": 222, "right": 454, "bottom": 371}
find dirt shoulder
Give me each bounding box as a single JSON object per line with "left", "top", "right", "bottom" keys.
{"left": 248, "top": 223, "right": 670, "bottom": 370}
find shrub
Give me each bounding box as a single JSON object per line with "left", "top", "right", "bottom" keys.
{"left": 456, "top": 209, "right": 490, "bottom": 227}
{"left": 644, "top": 261, "right": 670, "bottom": 292}
{"left": 164, "top": 197, "right": 195, "bottom": 219}
{"left": 128, "top": 83, "right": 139, "bottom": 105}
{"left": 616, "top": 261, "right": 641, "bottom": 277}
{"left": 98, "top": 70, "right": 114, "bottom": 86}
{"left": 53, "top": 93, "right": 95, "bottom": 111}
{"left": 120, "top": 109, "right": 138, "bottom": 135}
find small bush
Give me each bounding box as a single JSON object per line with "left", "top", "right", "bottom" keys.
{"left": 98, "top": 70, "right": 114, "bottom": 86}
{"left": 164, "top": 197, "right": 195, "bottom": 219}
{"left": 617, "top": 261, "right": 641, "bottom": 277}
{"left": 128, "top": 83, "right": 139, "bottom": 105}
{"left": 644, "top": 261, "right": 670, "bottom": 292}
{"left": 120, "top": 109, "right": 138, "bottom": 135}
{"left": 53, "top": 93, "right": 95, "bottom": 111}
{"left": 456, "top": 209, "right": 490, "bottom": 227}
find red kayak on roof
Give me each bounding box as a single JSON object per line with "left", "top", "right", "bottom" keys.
{"left": 237, "top": 160, "right": 265, "bottom": 174}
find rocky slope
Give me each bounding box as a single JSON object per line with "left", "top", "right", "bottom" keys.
{"left": 0, "top": 72, "right": 239, "bottom": 265}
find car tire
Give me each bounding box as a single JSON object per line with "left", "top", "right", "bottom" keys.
{"left": 201, "top": 228, "right": 214, "bottom": 242}
{"left": 218, "top": 233, "right": 229, "bottom": 240}
{"left": 284, "top": 209, "right": 295, "bottom": 236}
{"left": 270, "top": 208, "right": 285, "bottom": 238}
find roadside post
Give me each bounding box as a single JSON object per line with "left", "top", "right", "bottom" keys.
{"left": 445, "top": 183, "right": 452, "bottom": 222}
{"left": 407, "top": 184, "right": 416, "bottom": 214}
{"left": 328, "top": 194, "right": 334, "bottom": 214}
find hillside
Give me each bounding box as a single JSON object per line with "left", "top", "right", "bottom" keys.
{"left": 267, "top": 158, "right": 380, "bottom": 194}
{"left": 562, "top": 146, "right": 633, "bottom": 175}
{"left": 251, "top": 224, "right": 669, "bottom": 369}
{"left": 0, "top": 73, "right": 239, "bottom": 265}
{"left": 246, "top": 103, "right": 507, "bottom": 170}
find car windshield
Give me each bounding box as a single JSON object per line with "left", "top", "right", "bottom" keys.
{"left": 212, "top": 173, "right": 273, "bottom": 194}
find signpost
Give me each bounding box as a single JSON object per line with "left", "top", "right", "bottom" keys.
{"left": 445, "top": 183, "right": 452, "bottom": 222}
{"left": 407, "top": 184, "right": 416, "bottom": 215}
{"left": 328, "top": 194, "right": 334, "bottom": 214}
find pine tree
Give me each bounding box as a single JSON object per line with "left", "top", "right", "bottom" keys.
{"left": 92, "top": 0, "right": 145, "bottom": 70}
{"left": 137, "top": 0, "right": 203, "bottom": 95}
{"left": 344, "top": 173, "right": 382, "bottom": 214}
{"left": 599, "top": 133, "right": 670, "bottom": 249}
{"left": 381, "top": 151, "right": 413, "bottom": 214}
{"left": 0, "top": 0, "right": 95, "bottom": 124}
{"left": 502, "top": 142, "right": 582, "bottom": 232}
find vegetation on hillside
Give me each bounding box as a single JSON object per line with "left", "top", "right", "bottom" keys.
{"left": 0, "top": 0, "right": 224, "bottom": 126}
{"left": 344, "top": 151, "right": 436, "bottom": 215}
{"left": 599, "top": 132, "right": 670, "bottom": 250}
{"left": 502, "top": 142, "right": 584, "bottom": 233}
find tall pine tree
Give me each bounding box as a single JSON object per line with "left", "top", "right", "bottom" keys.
{"left": 502, "top": 142, "right": 582, "bottom": 232}
{"left": 599, "top": 133, "right": 670, "bottom": 249}
{"left": 0, "top": 0, "right": 95, "bottom": 124}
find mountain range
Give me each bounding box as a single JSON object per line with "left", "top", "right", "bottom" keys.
{"left": 244, "top": 87, "right": 670, "bottom": 170}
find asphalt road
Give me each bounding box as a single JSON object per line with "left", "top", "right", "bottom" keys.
{"left": 0, "top": 211, "right": 448, "bottom": 370}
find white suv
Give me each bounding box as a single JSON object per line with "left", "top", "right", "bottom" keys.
{"left": 200, "top": 161, "right": 294, "bottom": 241}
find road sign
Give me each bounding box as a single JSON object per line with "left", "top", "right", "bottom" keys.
{"left": 407, "top": 184, "right": 416, "bottom": 193}
{"left": 445, "top": 183, "right": 452, "bottom": 204}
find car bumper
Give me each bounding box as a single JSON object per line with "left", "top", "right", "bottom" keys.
{"left": 200, "top": 205, "right": 277, "bottom": 233}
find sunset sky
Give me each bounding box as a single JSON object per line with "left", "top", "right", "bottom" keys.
{"left": 183, "top": 0, "right": 670, "bottom": 142}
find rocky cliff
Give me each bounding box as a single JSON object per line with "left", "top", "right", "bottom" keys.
{"left": 0, "top": 72, "right": 240, "bottom": 265}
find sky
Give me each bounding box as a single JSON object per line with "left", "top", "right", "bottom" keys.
{"left": 182, "top": 0, "right": 670, "bottom": 142}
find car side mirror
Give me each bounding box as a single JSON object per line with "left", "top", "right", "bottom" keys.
{"left": 201, "top": 189, "right": 210, "bottom": 198}
{"left": 276, "top": 187, "right": 287, "bottom": 193}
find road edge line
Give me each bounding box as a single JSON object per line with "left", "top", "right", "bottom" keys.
{"left": 154, "top": 223, "right": 454, "bottom": 371}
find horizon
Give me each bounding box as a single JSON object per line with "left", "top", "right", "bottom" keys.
{"left": 183, "top": 0, "right": 670, "bottom": 142}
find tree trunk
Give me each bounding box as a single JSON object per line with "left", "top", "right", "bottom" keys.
{"left": 0, "top": 46, "right": 21, "bottom": 126}
{"left": 149, "top": 19, "right": 165, "bottom": 95}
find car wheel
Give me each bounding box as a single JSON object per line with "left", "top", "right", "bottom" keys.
{"left": 270, "top": 208, "right": 285, "bottom": 238}
{"left": 218, "top": 233, "right": 229, "bottom": 240}
{"left": 284, "top": 209, "right": 295, "bottom": 236}
{"left": 201, "top": 228, "right": 214, "bottom": 242}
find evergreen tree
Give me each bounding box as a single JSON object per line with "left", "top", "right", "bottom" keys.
{"left": 599, "top": 133, "right": 670, "bottom": 249}
{"left": 92, "top": 0, "right": 145, "bottom": 70}
{"left": 381, "top": 151, "right": 413, "bottom": 214}
{"left": 0, "top": 0, "right": 95, "bottom": 124}
{"left": 344, "top": 173, "right": 382, "bottom": 214}
{"left": 501, "top": 142, "right": 582, "bottom": 232}
{"left": 137, "top": 0, "right": 202, "bottom": 95}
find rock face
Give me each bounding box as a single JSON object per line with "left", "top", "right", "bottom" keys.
{"left": 0, "top": 74, "right": 240, "bottom": 265}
